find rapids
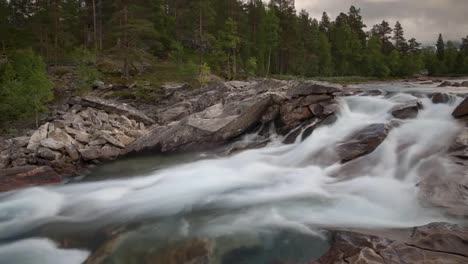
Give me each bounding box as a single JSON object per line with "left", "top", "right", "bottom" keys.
{"left": 0, "top": 93, "right": 464, "bottom": 263}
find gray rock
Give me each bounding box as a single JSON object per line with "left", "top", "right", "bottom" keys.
{"left": 461, "top": 81, "right": 468, "bottom": 87}
{"left": 0, "top": 154, "right": 10, "bottom": 169}
{"left": 115, "top": 134, "right": 135, "bottom": 146}
{"left": 287, "top": 81, "right": 343, "bottom": 98}
{"left": 11, "top": 136, "right": 30, "bottom": 147}
{"left": 27, "top": 123, "right": 49, "bottom": 151}
{"left": 79, "top": 147, "right": 101, "bottom": 161}
{"left": 89, "top": 139, "right": 107, "bottom": 146}
{"left": 453, "top": 97, "right": 468, "bottom": 118}
{"left": 431, "top": 92, "right": 452, "bottom": 104}
{"left": 38, "top": 147, "right": 62, "bottom": 161}
{"left": 75, "top": 131, "right": 93, "bottom": 144}
{"left": 65, "top": 144, "right": 80, "bottom": 161}
{"left": 117, "top": 115, "right": 133, "bottom": 128}
{"left": 69, "top": 104, "right": 82, "bottom": 114}
{"left": 336, "top": 124, "right": 389, "bottom": 163}
{"left": 100, "top": 145, "right": 121, "bottom": 160}
{"left": 100, "top": 133, "right": 125, "bottom": 148}
{"left": 40, "top": 138, "right": 65, "bottom": 150}
{"left": 92, "top": 80, "right": 105, "bottom": 90}
{"left": 80, "top": 96, "right": 155, "bottom": 125}
{"left": 390, "top": 101, "right": 421, "bottom": 119}
{"left": 438, "top": 80, "right": 452, "bottom": 87}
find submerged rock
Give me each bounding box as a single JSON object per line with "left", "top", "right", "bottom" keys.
{"left": 431, "top": 92, "right": 452, "bottom": 104}
{"left": 0, "top": 166, "right": 61, "bottom": 191}
{"left": 313, "top": 223, "right": 468, "bottom": 264}
{"left": 336, "top": 124, "right": 389, "bottom": 163}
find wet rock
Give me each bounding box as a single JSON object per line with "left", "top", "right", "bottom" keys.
{"left": 300, "top": 95, "right": 333, "bottom": 106}
{"left": 0, "top": 166, "right": 61, "bottom": 192}
{"left": 261, "top": 105, "right": 280, "bottom": 123}
{"left": 279, "top": 106, "right": 313, "bottom": 132}
{"left": 27, "top": 122, "right": 49, "bottom": 151}
{"left": 390, "top": 101, "right": 421, "bottom": 119}
{"left": 38, "top": 147, "right": 62, "bottom": 161}
{"left": 313, "top": 223, "right": 468, "bottom": 264}
{"left": 452, "top": 82, "right": 461, "bottom": 87}
{"left": 144, "top": 239, "right": 213, "bottom": 264}
{"left": 0, "top": 154, "right": 10, "bottom": 169}
{"left": 309, "top": 101, "right": 339, "bottom": 119}
{"left": 453, "top": 97, "right": 468, "bottom": 118}
{"left": 65, "top": 144, "right": 80, "bottom": 161}
{"left": 336, "top": 124, "right": 389, "bottom": 163}
{"left": 438, "top": 80, "right": 452, "bottom": 87}
{"left": 80, "top": 96, "right": 155, "bottom": 125}
{"left": 431, "top": 92, "right": 452, "bottom": 104}
{"left": 287, "top": 81, "right": 343, "bottom": 98}
{"left": 461, "top": 81, "right": 468, "bottom": 87}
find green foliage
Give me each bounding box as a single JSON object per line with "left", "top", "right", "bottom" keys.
{"left": 0, "top": 49, "right": 53, "bottom": 126}
{"left": 246, "top": 57, "right": 258, "bottom": 76}
{"left": 73, "top": 47, "right": 100, "bottom": 94}
{"left": 197, "top": 63, "right": 211, "bottom": 86}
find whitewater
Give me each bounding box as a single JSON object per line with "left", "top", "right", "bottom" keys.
{"left": 0, "top": 93, "right": 463, "bottom": 263}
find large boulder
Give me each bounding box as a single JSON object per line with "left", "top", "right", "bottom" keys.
{"left": 336, "top": 124, "right": 389, "bottom": 163}
{"left": 125, "top": 95, "right": 273, "bottom": 153}
{"left": 390, "top": 101, "right": 421, "bottom": 119}
{"left": 461, "top": 81, "right": 468, "bottom": 87}
{"left": 0, "top": 166, "right": 61, "bottom": 192}
{"left": 287, "top": 81, "right": 343, "bottom": 98}
{"left": 431, "top": 92, "right": 452, "bottom": 104}
{"left": 453, "top": 97, "right": 468, "bottom": 118}
{"left": 26, "top": 123, "right": 49, "bottom": 151}
{"left": 80, "top": 96, "right": 155, "bottom": 125}
{"left": 313, "top": 223, "right": 468, "bottom": 264}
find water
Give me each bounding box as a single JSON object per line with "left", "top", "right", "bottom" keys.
{"left": 0, "top": 92, "right": 464, "bottom": 264}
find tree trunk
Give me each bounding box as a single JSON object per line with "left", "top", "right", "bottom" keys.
{"left": 92, "top": 0, "right": 97, "bottom": 52}
{"left": 267, "top": 47, "right": 272, "bottom": 77}
{"left": 123, "top": 4, "right": 129, "bottom": 79}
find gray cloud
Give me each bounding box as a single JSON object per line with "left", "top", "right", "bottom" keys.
{"left": 295, "top": 0, "right": 468, "bottom": 43}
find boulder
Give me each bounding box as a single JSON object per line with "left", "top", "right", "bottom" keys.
{"left": 80, "top": 96, "right": 155, "bottom": 125}
{"left": 100, "top": 133, "right": 125, "bottom": 148}
{"left": 431, "top": 92, "right": 452, "bottom": 104}
{"left": 261, "top": 105, "right": 280, "bottom": 123}
{"left": 38, "top": 147, "right": 62, "bottom": 161}
{"left": 0, "top": 153, "right": 10, "bottom": 169}
{"left": 336, "top": 124, "right": 389, "bottom": 163}
{"left": 27, "top": 122, "right": 49, "bottom": 151}
{"left": 126, "top": 95, "right": 273, "bottom": 153}
{"left": 0, "top": 166, "right": 61, "bottom": 192}
{"left": 0, "top": 138, "right": 10, "bottom": 151}
{"left": 438, "top": 80, "right": 452, "bottom": 87}
{"left": 92, "top": 80, "right": 105, "bottom": 90}
{"left": 69, "top": 104, "right": 82, "bottom": 114}
{"left": 89, "top": 139, "right": 107, "bottom": 146}
{"left": 79, "top": 147, "right": 101, "bottom": 161}
{"left": 65, "top": 144, "right": 80, "bottom": 161}
{"left": 287, "top": 81, "right": 343, "bottom": 98}
{"left": 309, "top": 101, "right": 339, "bottom": 119}
{"left": 461, "top": 81, "right": 468, "bottom": 87}
{"left": 100, "top": 145, "right": 121, "bottom": 160}
{"left": 390, "top": 101, "right": 421, "bottom": 119}
{"left": 115, "top": 134, "right": 135, "bottom": 146}
{"left": 279, "top": 106, "right": 313, "bottom": 132}
{"left": 11, "top": 136, "right": 30, "bottom": 147}
{"left": 75, "top": 131, "right": 93, "bottom": 144}
{"left": 313, "top": 223, "right": 468, "bottom": 264}
{"left": 453, "top": 97, "right": 468, "bottom": 118}
{"left": 40, "top": 138, "right": 65, "bottom": 150}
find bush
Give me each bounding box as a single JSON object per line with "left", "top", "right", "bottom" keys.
{"left": 0, "top": 49, "right": 53, "bottom": 127}
{"left": 246, "top": 57, "right": 257, "bottom": 76}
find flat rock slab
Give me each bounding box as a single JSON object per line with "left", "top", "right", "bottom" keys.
{"left": 313, "top": 223, "right": 468, "bottom": 264}
{"left": 336, "top": 124, "right": 389, "bottom": 163}
{"left": 0, "top": 166, "right": 61, "bottom": 192}
{"left": 81, "top": 96, "right": 155, "bottom": 125}
{"left": 287, "top": 81, "right": 343, "bottom": 98}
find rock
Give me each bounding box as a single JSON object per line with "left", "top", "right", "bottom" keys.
{"left": 287, "top": 81, "right": 343, "bottom": 98}
{"left": 461, "top": 81, "right": 468, "bottom": 87}
{"left": 0, "top": 138, "right": 10, "bottom": 151}
{"left": 453, "top": 82, "right": 461, "bottom": 87}
{"left": 336, "top": 124, "right": 389, "bottom": 163}
{"left": 80, "top": 96, "right": 155, "bottom": 125}
{"left": 38, "top": 147, "right": 62, "bottom": 161}
{"left": 431, "top": 92, "right": 452, "bottom": 104}
{"left": 79, "top": 147, "right": 102, "bottom": 161}
{"left": 126, "top": 95, "right": 273, "bottom": 153}
{"left": 100, "top": 145, "right": 121, "bottom": 160}
{"left": 27, "top": 122, "right": 49, "bottom": 151}
{"left": 75, "top": 131, "right": 93, "bottom": 144}
{"left": 89, "top": 139, "right": 107, "bottom": 146}
{"left": 390, "top": 101, "right": 421, "bottom": 119}
{"left": 11, "top": 136, "right": 30, "bottom": 147}
{"left": 0, "top": 154, "right": 10, "bottom": 169}
{"left": 143, "top": 239, "right": 213, "bottom": 264}
{"left": 453, "top": 97, "right": 468, "bottom": 118}
{"left": 438, "top": 80, "right": 452, "bottom": 87}
{"left": 279, "top": 106, "right": 313, "bottom": 132}
{"left": 300, "top": 95, "right": 333, "bottom": 106}
{"left": 158, "top": 104, "right": 192, "bottom": 124}
{"left": 65, "top": 144, "right": 80, "bottom": 161}
{"left": 92, "top": 80, "right": 105, "bottom": 90}
{"left": 310, "top": 101, "right": 339, "bottom": 119}
{"left": 69, "top": 104, "right": 82, "bottom": 114}
{"left": 40, "top": 138, "right": 65, "bottom": 150}
{"left": 161, "top": 82, "right": 190, "bottom": 92}
{"left": 261, "top": 105, "right": 280, "bottom": 123}
{"left": 0, "top": 166, "right": 61, "bottom": 192}
{"left": 313, "top": 223, "right": 468, "bottom": 264}
{"left": 115, "top": 134, "right": 135, "bottom": 146}
{"left": 100, "top": 133, "right": 125, "bottom": 148}
{"left": 41, "top": 130, "right": 75, "bottom": 150}
{"left": 117, "top": 115, "right": 133, "bottom": 127}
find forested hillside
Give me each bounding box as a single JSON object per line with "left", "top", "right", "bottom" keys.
{"left": 1, "top": 0, "right": 468, "bottom": 129}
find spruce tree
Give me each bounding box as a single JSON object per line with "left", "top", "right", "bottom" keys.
{"left": 436, "top": 33, "right": 445, "bottom": 61}
{"left": 393, "top": 21, "right": 407, "bottom": 53}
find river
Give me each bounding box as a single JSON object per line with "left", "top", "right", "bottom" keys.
{"left": 0, "top": 85, "right": 465, "bottom": 264}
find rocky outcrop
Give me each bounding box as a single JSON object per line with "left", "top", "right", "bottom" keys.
{"left": 336, "top": 124, "right": 389, "bottom": 163}
{"left": 390, "top": 101, "right": 422, "bottom": 119}
{"left": 313, "top": 223, "right": 468, "bottom": 264}
{"left": 287, "top": 81, "right": 343, "bottom": 98}
{"left": 453, "top": 97, "right": 468, "bottom": 118}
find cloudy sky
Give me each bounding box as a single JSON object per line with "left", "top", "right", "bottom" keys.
{"left": 295, "top": 0, "right": 468, "bottom": 44}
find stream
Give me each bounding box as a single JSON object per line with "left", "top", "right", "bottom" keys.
{"left": 0, "top": 87, "right": 464, "bottom": 264}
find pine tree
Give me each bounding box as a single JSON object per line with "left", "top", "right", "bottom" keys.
{"left": 318, "top": 32, "right": 333, "bottom": 76}
{"left": 436, "top": 33, "right": 445, "bottom": 61}
{"left": 262, "top": 9, "right": 279, "bottom": 76}
{"left": 319, "top": 12, "right": 331, "bottom": 34}
{"left": 393, "top": 21, "right": 407, "bottom": 53}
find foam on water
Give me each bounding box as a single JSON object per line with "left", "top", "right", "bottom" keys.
{"left": 0, "top": 94, "right": 463, "bottom": 262}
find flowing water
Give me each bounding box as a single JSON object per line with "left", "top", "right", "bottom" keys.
{"left": 0, "top": 91, "right": 464, "bottom": 264}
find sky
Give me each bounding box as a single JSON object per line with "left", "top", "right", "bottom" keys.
{"left": 295, "top": 0, "right": 468, "bottom": 44}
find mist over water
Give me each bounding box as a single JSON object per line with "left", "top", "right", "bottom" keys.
{"left": 0, "top": 94, "right": 463, "bottom": 263}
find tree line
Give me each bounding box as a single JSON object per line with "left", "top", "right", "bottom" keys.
{"left": 1, "top": 0, "right": 468, "bottom": 79}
